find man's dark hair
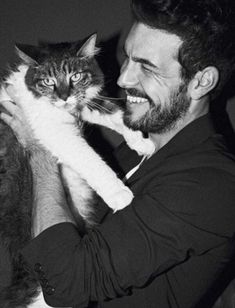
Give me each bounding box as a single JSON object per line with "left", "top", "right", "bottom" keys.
{"left": 131, "top": 0, "right": 235, "bottom": 98}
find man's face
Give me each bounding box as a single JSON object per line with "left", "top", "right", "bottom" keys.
{"left": 117, "top": 22, "right": 191, "bottom": 134}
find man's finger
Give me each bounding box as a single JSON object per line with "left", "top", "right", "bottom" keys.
{"left": 5, "top": 84, "right": 31, "bottom": 109}
{"left": 0, "top": 100, "right": 17, "bottom": 117}
{"left": 0, "top": 112, "right": 14, "bottom": 129}
{"left": 5, "top": 84, "right": 22, "bottom": 105}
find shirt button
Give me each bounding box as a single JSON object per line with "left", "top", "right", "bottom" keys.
{"left": 40, "top": 278, "right": 49, "bottom": 288}
{"left": 38, "top": 270, "right": 46, "bottom": 279}
{"left": 45, "top": 285, "right": 55, "bottom": 295}
{"left": 34, "top": 263, "right": 42, "bottom": 273}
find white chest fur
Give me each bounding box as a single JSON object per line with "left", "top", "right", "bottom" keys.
{"left": 27, "top": 289, "right": 54, "bottom": 308}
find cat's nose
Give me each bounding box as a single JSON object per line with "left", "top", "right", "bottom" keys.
{"left": 58, "top": 93, "right": 69, "bottom": 101}
{"left": 56, "top": 87, "right": 70, "bottom": 101}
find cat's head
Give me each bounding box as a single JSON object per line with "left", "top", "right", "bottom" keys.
{"left": 15, "top": 34, "right": 104, "bottom": 115}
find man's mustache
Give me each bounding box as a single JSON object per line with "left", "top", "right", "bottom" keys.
{"left": 126, "top": 89, "right": 148, "bottom": 99}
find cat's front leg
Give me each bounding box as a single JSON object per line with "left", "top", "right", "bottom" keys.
{"left": 81, "top": 106, "right": 123, "bottom": 131}
{"left": 81, "top": 106, "right": 155, "bottom": 156}
{"left": 61, "top": 165, "right": 95, "bottom": 226}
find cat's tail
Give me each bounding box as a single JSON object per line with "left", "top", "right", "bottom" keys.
{"left": 0, "top": 254, "right": 40, "bottom": 308}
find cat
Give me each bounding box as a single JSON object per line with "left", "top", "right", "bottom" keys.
{"left": 1, "top": 34, "right": 156, "bottom": 224}
{"left": 0, "top": 34, "right": 155, "bottom": 307}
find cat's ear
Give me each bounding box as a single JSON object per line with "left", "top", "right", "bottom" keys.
{"left": 76, "top": 33, "right": 100, "bottom": 58}
{"left": 15, "top": 44, "right": 39, "bottom": 65}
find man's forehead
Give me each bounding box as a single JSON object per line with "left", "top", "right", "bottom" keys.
{"left": 125, "top": 22, "right": 182, "bottom": 62}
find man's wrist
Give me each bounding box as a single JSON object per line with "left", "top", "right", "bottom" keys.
{"left": 28, "top": 144, "right": 58, "bottom": 170}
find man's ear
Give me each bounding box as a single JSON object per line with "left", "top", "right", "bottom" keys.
{"left": 187, "top": 66, "right": 219, "bottom": 100}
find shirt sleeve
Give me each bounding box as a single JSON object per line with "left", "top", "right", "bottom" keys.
{"left": 20, "top": 168, "right": 232, "bottom": 307}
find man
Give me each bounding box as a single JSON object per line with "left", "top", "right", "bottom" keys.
{"left": 1, "top": 0, "right": 235, "bottom": 307}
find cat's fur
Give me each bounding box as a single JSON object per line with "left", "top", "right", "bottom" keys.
{"left": 0, "top": 34, "right": 155, "bottom": 307}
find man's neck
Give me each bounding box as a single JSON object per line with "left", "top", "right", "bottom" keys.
{"left": 149, "top": 104, "right": 209, "bottom": 153}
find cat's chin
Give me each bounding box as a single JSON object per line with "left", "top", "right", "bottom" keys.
{"left": 54, "top": 100, "right": 67, "bottom": 108}
{"left": 67, "top": 107, "right": 82, "bottom": 118}
{"left": 54, "top": 103, "right": 79, "bottom": 117}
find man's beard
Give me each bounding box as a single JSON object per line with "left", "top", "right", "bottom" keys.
{"left": 123, "top": 83, "right": 190, "bottom": 134}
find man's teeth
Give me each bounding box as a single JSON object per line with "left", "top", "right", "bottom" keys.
{"left": 127, "top": 95, "right": 148, "bottom": 104}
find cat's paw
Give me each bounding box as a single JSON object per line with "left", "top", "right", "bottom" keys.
{"left": 127, "top": 137, "right": 156, "bottom": 156}
{"left": 105, "top": 187, "right": 134, "bottom": 212}
{"left": 81, "top": 107, "right": 124, "bottom": 132}
{"left": 81, "top": 107, "right": 101, "bottom": 124}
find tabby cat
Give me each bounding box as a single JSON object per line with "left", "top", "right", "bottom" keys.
{"left": 0, "top": 34, "right": 155, "bottom": 307}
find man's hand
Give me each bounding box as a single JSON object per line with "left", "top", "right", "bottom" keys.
{"left": 0, "top": 85, "right": 37, "bottom": 149}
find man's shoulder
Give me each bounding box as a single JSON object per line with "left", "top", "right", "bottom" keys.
{"left": 164, "top": 131, "right": 235, "bottom": 174}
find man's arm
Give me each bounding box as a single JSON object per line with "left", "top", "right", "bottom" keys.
{"left": 19, "top": 160, "right": 235, "bottom": 307}
{"left": 0, "top": 91, "right": 75, "bottom": 236}
{"left": 29, "top": 146, "right": 75, "bottom": 237}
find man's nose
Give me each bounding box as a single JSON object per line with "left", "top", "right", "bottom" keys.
{"left": 117, "top": 61, "right": 139, "bottom": 89}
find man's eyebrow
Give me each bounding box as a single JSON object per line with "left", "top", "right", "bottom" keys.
{"left": 122, "top": 46, "right": 158, "bottom": 69}
{"left": 132, "top": 57, "right": 158, "bottom": 69}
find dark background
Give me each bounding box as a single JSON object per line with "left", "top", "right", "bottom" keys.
{"left": 0, "top": 0, "right": 235, "bottom": 148}
{"left": 0, "top": 0, "right": 132, "bottom": 66}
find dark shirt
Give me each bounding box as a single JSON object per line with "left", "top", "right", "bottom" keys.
{"left": 21, "top": 114, "right": 235, "bottom": 308}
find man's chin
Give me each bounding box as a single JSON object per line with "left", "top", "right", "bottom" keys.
{"left": 123, "top": 113, "right": 143, "bottom": 131}
{"left": 125, "top": 100, "right": 149, "bottom": 120}
{"left": 126, "top": 99, "right": 150, "bottom": 113}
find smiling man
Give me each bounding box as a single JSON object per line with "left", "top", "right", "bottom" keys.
{"left": 1, "top": 0, "right": 235, "bottom": 307}
{"left": 119, "top": 22, "right": 195, "bottom": 147}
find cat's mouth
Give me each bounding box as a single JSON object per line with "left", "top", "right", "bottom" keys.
{"left": 52, "top": 100, "right": 78, "bottom": 116}
{"left": 54, "top": 99, "right": 79, "bottom": 112}
{"left": 54, "top": 101, "right": 67, "bottom": 108}
{"left": 53, "top": 96, "right": 91, "bottom": 117}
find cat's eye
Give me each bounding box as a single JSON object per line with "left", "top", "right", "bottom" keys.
{"left": 71, "top": 73, "right": 82, "bottom": 83}
{"left": 42, "top": 78, "right": 55, "bottom": 87}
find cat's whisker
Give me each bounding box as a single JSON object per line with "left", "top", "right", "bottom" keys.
{"left": 87, "top": 101, "right": 112, "bottom": 114}
{"left": 95, "top": 74, "right": 106, "bottom": 78}
{"left": 0, "top": 99, "right": 15, "bottom": 104}
{"left": 93, "top": 75, "right": 106, "bottom": 80}
{"left": 94, "top": 97, "right": 116, "bottom": 106}
{"left": 88, "top": 102, "right": 112, "bottom": 113}
{"left": 103, "top": 78, "right": 117, "bottom": 85}
{"left": 96, "top": 95, "right": 126, "bottom": 101}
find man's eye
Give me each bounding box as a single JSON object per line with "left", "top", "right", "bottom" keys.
{"left": 42, "top": 78, "right": 55, "bottom": 87}
{"left": 142, "top": 65, "right": 153, "bottom": 73}
{"left": 71, "top": 73, "right": 82, "bottom": 83}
